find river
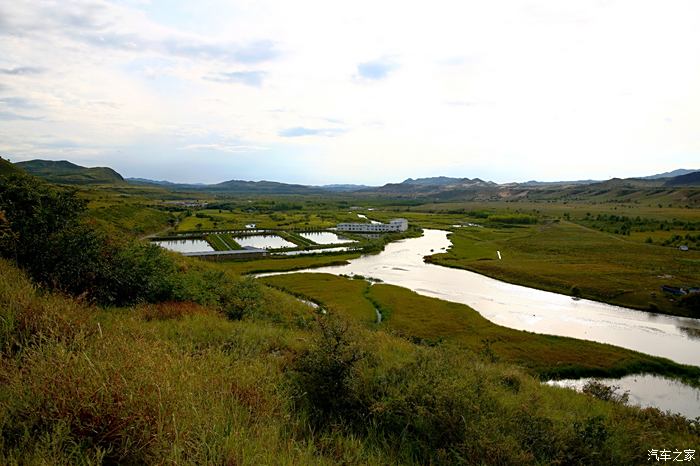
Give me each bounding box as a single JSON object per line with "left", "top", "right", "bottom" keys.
{"left": 261, "top": 229, "right": 700, "bottom": 417}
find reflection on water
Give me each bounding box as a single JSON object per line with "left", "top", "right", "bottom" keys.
{"left": 269, "top": 229, "right": 700, "bottom": 367}
{"left": 233, "top": 235, "right": 296, "bottom": 249}
{"left": 547, "top": 375, "right": 700, "bottom": 419}
{"left": 300, "top": 231, "right": 356, "bottom": 245}
{"left": 154, "top": 239, "right": 214, "bottom": 253}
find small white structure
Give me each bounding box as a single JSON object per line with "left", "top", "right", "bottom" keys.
{"left": 337, "top": 218, "right": 408, "bottom": 233}
{"left": 679, "top": 245, "right": 689, "bottom": 251}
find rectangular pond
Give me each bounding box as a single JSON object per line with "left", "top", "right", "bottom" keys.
{"left": 154, "top": 239, "right": 214, "bottom": 253}
{"left": 232, "top": 235, "right": 296, "bottom": 249}
{"left": 299, "top": 231, "right": 356, "bottom": 245}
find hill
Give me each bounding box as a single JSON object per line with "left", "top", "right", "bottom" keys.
{"left": 0, "top": 157, "right": 23, "bottom": 177}
{"left": 642, "top": 168, "right": 699, "bottom": 180}
{"left": 15, "top": 159, "right": 125, "bottom": 185}
{"left": 127, "top": 177, "right": 324, "bottom": 194}
{"left": 665, "top": 171, "right": 700, "bottom": 186}
{"left": 208, "top": 179, "right": 323, "bottom": 194}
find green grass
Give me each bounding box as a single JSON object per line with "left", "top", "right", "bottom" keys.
{"left": 205, "top": 233, "right": 230, "bottom": 251}
{"left": 85, "top": 199, "right": 174, "bottom": 237}
{"left": 263, "top": 273, "right": 377, "bottom": 324}
{"left": 261, "top": 273, "right": 700, "bottom": 381}
{"left": 176, "top": 208, "right": 363, "bottom": 232}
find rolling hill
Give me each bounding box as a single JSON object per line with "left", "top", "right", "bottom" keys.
{"left": 14, "top": 160, "right": 125, "bottom": 185}
{"left": 0, "top": 157, "right": 23, "bottom": 177}
{"left": 665, "top": 171, "right": 700, "bottom": 186}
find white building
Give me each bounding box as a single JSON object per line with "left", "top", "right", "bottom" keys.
{"left": 337, "top": 218, "right": 408, "bottom": 233}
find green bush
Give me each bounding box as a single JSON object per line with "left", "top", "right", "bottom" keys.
{"left": 220, "top": 276, "right": 264, "bottom": 320}
{"left": 289, "top": 316, "right": 366, "bottom": 426}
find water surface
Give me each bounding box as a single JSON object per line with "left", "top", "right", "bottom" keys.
{"left": 300, "top": 231, "right": 356, "bottom": 245}
{"left": 547, "top": 375, "right": 700, "bottom": 419}
{"left": 154, "top": 239, "right": 214, "bottom": 253}
{"left": 233, "top": 235, "right": 296, "bottom": 249}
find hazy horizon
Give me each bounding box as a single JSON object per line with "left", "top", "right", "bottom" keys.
{"left": 2, "top": 0, "right": 700, "bottom": 185}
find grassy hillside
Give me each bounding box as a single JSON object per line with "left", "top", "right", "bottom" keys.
{"left": 0, "top": 157, "right": 23, "bottom": 177}
{"left": 1, "top": 259, "right": 698, "bottom": 464}
{"left": 15, "top": 159, "right": 125, "bottom": 185}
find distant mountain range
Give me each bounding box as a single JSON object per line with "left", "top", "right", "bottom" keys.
{"left": 664, "top": 171, "right": 700, "bottom": 186}
{"left": 640, "top": 168, "right": 699, "bottom": 180}
{"left": 4, "top": 158, "right": 700, "bottom": 196}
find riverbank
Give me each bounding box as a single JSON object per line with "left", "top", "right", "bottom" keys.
{"left": 261, "top": 272, "right": 700, "bottom": 383}
{"left": 426, "top": 221, "right": 700, "bottom": 318}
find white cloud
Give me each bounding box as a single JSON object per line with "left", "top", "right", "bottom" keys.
{"left": 0, "top": 0, "right": 699, "bottom": 183}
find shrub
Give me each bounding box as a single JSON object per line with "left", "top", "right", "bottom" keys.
{"left": 289, "top": 316, "right": 366, "bottom": 426}
{"left": 220, "top": 277, "right": 264, "bottom": 320}
{"left": 581, "top": 380, "right": 629, "bottom": 404}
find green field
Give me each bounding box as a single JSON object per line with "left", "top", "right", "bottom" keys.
{"left": 78, "top": 186, "right": 700, "bottom": 318}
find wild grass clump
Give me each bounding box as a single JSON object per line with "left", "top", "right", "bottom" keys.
{"left": 139, "top": 301, "right": 211, "bottom": 321}
{"left": 288, "top": 317, "right": 368, "bottom": 427}
{"left": 0, "top": 259, "right": 94, "bottom": 358}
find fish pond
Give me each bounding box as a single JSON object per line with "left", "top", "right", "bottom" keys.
{"left": 154, "top": 239, "right": 214, "bottom": 253}
{"left": 232, "top": 235, "right": 296, "bottom": 249}
{"left": 299, "top": 231, "right": 356, "bottom": 245}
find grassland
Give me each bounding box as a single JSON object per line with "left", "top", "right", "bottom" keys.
{"left": 2, "top": 258, "right": 698, "bottom": 464}
{"left": 86, "top": 200, "right": 174, "bottom": 237}
{"left": 176, "top": 206, "right": 363, "bottom": 232}
{"left": 261, "top": 273, "right": 700, "bottom": 381}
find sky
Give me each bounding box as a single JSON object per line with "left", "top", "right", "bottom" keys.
{"left": 1, "top": 0, "right": 699, "bottom": 185}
